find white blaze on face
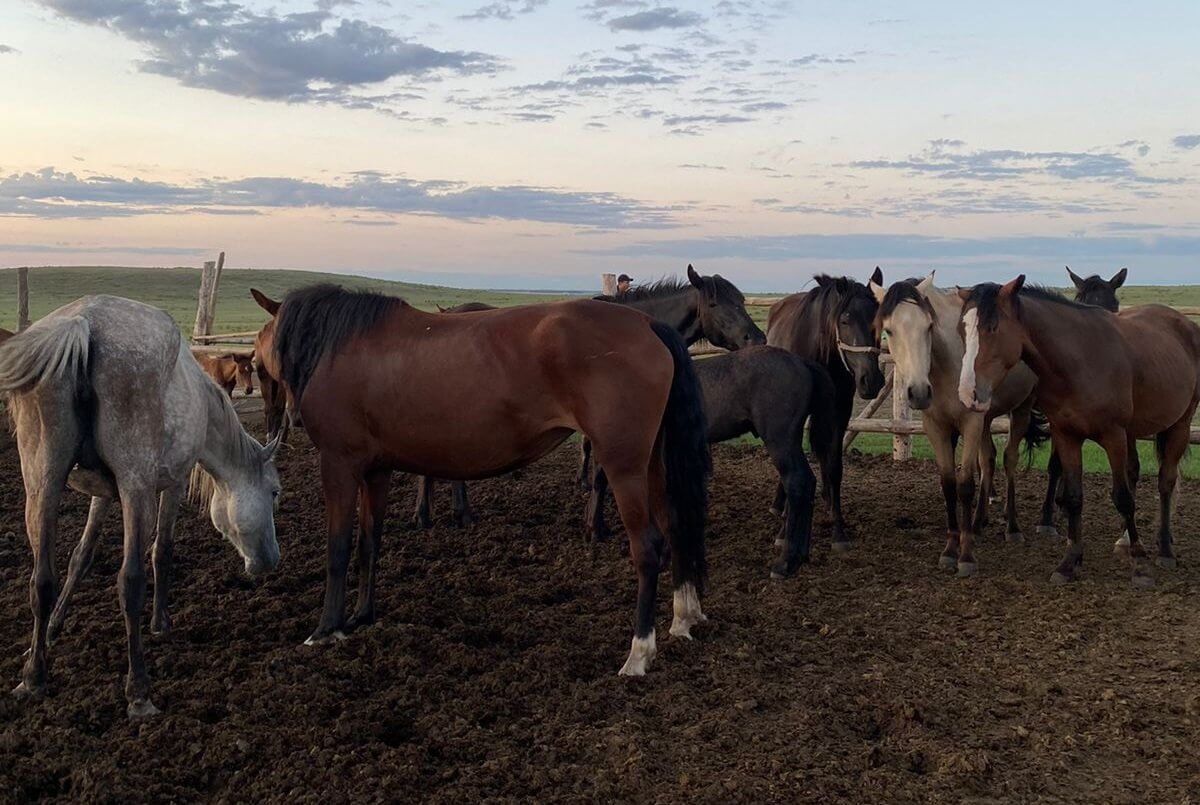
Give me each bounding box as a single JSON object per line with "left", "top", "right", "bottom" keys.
{"left": 958, "top": 308, "right": 980, "bottom": 409}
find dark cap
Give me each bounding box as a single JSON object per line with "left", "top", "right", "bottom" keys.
{"left": 617, "top": 273, "right": 633, "bottom": 283}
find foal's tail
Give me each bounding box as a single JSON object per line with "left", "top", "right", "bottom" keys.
{"left": 1022, "top": 403, "right": 1051, "bottom": 468}
{"left": 805, "top": 359, "right": 840, "bottom": 473}
{"left": 650, "top": 320, "right": 711, "bottom": 595}
{"left": 0, "top": 316, "right": 90, "bottom": 394}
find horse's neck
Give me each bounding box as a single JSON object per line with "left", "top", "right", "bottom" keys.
{"left": 197, "top": 378, "right": 257, "bottom": 481}
{"left": 623, "top": 290, "right": 701, "bottom": 343}
{"left": 927, "top": 290, "right": 966, "bottom": 384}
{"left": 1013, "top": 298, "right": 1085, "bottom": 390}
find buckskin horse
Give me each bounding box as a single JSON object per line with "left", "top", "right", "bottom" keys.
{"left": 270, "top": 284, "right": 710, "bottom": 676}
{"left": 959, "top": 276, "right": 1200, "bottom": 587}
{"left": 765, "top": 270, "right": 886, "bottom": 547}
{"left": 873, "top": 274, "right": 1044, "bottom": 576}
{"left": 0, "top": 296, "right": 281, "bottom": 718}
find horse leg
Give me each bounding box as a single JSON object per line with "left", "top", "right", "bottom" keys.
{"left": 117, "top": 484, "right": 160, "bottom": 718}
{"left": 770, "top": 482, "right": 787, "bottom": 519}
{"left": 954, "top": 416, "right": 985, "bottom": 577}
{"left": 1050, "top": 435, "right": 1086, "bottom": 584}
{"left": 608, "top": 467, "right": 661, "bottom": 676}
{"left": 925, "top": 419, "right": 961, "bottom": 571}
{"left": 577, "top": 437, "right": 593, "bottom": 491}
{"left": 817, "top": 421, "right": 848, "bottom": 552}
{"left": 450, "top": 481, "right": 474, "bottom": 528}
{"left": 149, "top": 488, "right": 181, "bottom": 636}
{"left": 349, "top": 470, "right": 391, "bottom": 631}
{"left": 413, "top": 476, "right": 433, "bottom": 528}
{"left": 307, "top": 455, "right": 359, "bottom": 645}
{"left": 584, "top": 467, "right": 612, "bottom": 541}
{"left": 48, "top": 496, "right": 113, "bottom": 645}
{"left": 1039, "top": 448, "right": 1063, "bottom": 537}
{"left": 1153, "top": 412, "right": 1193, "bottom": 569}
{"left": 1002, "top": 404, "right": 1032, "bottom": 543}
{"left": 1113, "top": 432, "right": 1141, "bottom": 553}
{"left": 1097, "top": 430, "right": 1152, "bottom": 588}
{"left": 768, "top": 441, "right": 817, "bottom": 579}
{"left": 974, "top": 429, "right": 997, "bottom": 531}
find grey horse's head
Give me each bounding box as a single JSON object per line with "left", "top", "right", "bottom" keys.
{"left": 199, "top": 432, "right": 283, "bottom": 575}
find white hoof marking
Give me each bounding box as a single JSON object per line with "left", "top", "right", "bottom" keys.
{"left": 670, "top": 583, "right": 706, "bottom": 639}
{"left": 618, "top": 631, "right": 657, "bottom": 676}
{"left": 1115, "top": 530, "right": 1131, "bottom": 548}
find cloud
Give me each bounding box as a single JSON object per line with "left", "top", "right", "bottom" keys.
{"left": 850, "top": 140, "right": 1179, "bottom": 186}
{"left": 460, "top": 0, "right": 547, "bottom": 21}
{"left": 581, "top": 232, "right": 1200, "bottom": 263}
{"left": 0, "top": 45, "right": 18, "bottom": 55}
{"left": 0, "top": 242, "right": 206, "bottom": 256}
{"left": 36, "top": 0, "right": 498, "bottom": 114}
{"left": 0, "top": 167, "right": 679, "bottom": 229}
{"left": 608, "top": 7, "right": 705, "bottom": 31}
{"left": 1173, "top": 134, "right": 1200, "bottom": 150}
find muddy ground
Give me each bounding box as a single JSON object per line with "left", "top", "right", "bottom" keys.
{"left": 1, "top": 413, "right": 1199, "bottom": 804}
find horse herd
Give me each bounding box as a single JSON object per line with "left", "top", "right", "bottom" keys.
{"left": 0, "top": 264, "right": 1195, "bottom": 720}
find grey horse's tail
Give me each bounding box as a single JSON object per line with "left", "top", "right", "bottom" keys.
{"left": 0, "top": 316, "right": 90, "bottom": 394}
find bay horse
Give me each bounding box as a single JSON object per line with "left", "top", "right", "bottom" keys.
{"left": 270, "top": 285, "right": 710, "bottom": 676}
{"left": 250, "top": 289, "right": 290, "bottom": 441}
{"left": 1037, "top": 267, "right": 1126, "bottom": 536}
{"left": 0, "top": 296, "right": 281, "bottom": 718}
{"left": 959, "top": 276, "right": 1200, "bottom": 587}
{"left": 765, "top": 270, "right": 886, "bottom": 546}
{"left": 588, "top": 346, "right": 841, "bottom": 576}
{"left": 580, "top": 265, "right": 765, "bottom": 538}
{"left": 873, "top": 274, "right": 1044, "bottom": 576}
{"left": 194, "top": 350, "right": 255, "bottom": 398}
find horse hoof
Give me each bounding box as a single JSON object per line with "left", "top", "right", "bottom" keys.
{"left": 345, "top": 613, "right": 376, "bottom": 632}
{"left": 769, "top": 506, "right": 784, "bottom": 518}
{"left": 830, "top": 540, "right": 851, "bottom": 554}
{"left": 1036, "top": 525, "right": 1059, "bottom": 538}
{"left": 127, "top": 699, "right": 160, "bottom": 719}
{"left": 773, "top": 538, "right": 785, "bottom": 548}
{"left": 1113, "top": 543, "right": 1130, "bottom": 558}
{"left": 303, "top": 630, "right": 348, "bottom": 646}
{"left": 1050, "top": 571, "right": 1073, "bottom": 586}
{"left": 1157, "top": 556, "right": 1178, "bottom": 570}
{"left": 1005, "top": 532, "right": 1024, "bottom": 544}
{"left": 938, "top": 554, "right": 957, "bottom": 571}
{"left": 956, "top": 561, "right": 978, "bottom": 578}
{"left": 618, "top": 634, "right": 657, "bottom": 676}
{"left": 11, "top": 681, "right": 44, "bottom": 701}
{"left": 1132, "top": 574, "right": 1155, "bottom": 590}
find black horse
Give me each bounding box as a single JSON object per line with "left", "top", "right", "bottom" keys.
{"left": 587, "top": 346, "right": 841, "bottom": 576}
{"left": 762, "top": 271, "right": 885, "bottom": 546}
{"left": 577, "top": 265, "right": 765, "bottom": 496}
{"left": 1037, "top": 267, "right": 1126, "bottom": 535}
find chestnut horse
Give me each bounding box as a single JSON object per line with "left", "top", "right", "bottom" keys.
{"left": 765, "top": 270, "right": 886, "bottom": 547}
{"left": 250, "top": 289, "right": 290, "bottom": 441}
{"left": 959, "top": 276, "right": 1200, "bottom": 587}
{"left": 270, "top": 285, "right": 710, "bottom": 675}
{"left": 193, "top": 351, "right": 255, "bottom": 398}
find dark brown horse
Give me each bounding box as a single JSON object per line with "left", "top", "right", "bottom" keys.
{"left": 269, "top": 285, "right": 711, "bottom": 675}
{"left": 765, "top": 270, "right": 886, "bottom": 546}
{"left": 1037, "top": 267, "right": 1127, "bottom": 536}
{"left": 960, "top": 277, "right": 1200, "bottom": 587}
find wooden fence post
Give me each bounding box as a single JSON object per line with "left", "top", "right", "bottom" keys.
{"left": 892, "top": 365, "right": 912, "bottom": 460}
{"left": 843, "top": 365, "right": 893, "bottom": 451}
{"left": 192, "top": 260, "right": 218, "bottom": 344}
{"left": 601, "top": 273, "right": 617, "bottom": 296}
{"left": 17, "top": 267, "right": 30, "bottom": 332}
{"left": 202, "top": 251, "right": 225, "bottom": 336}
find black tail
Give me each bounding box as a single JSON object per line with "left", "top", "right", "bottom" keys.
{"left": 650, "top": 320, "right": 710, "bottom": 595}
{"left": 804, "top": 359, "right": 840, "bottom": 477}
{"left": 1022, "top": 404, "right": 1050, "bottom": 468}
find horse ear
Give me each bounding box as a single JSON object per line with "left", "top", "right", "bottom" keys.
{"left": 916, "top": 271, "right": 935, "bottom": 295}
{"left": 1000, "top": 275, "right": 1026, "bottom": 301}
{"left": 1110, "top": 267, "right": 1128, "bottom": 289}
{"left": 251, "top": 288, "right": 281, "bottom": 316}
{"left": 868, "top": 278, "right": 886, "bottom": 304}
{"left": 436, "top": 304, "right": 447, "bottom": 313}
{"left": 263, "top": 428, "right": 283, "bottom": 462}
{"left": 1066, "top": 266, "right": 1086, "bottom": 290}
{"left": 955, "top": 286, "right": 971, "bottom": 301}
{"left": 869, "top": 266, "right": 884, "bottom": 286}
{"left": 814, "top": 275, "right": 831, "bottom": 289}
{"left": 686, "top": 264, "right": 704, "bottom": 290}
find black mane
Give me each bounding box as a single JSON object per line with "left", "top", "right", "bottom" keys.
{"left": 967, "top": 282, "right": 1097, "bottom": 331}
{"left": 594, "top": 273, "right": 745, "bottom": 305}
{"left": 878, "top": 280, "right": 926, "bottom": 320}
{"left": 274, "top": 284, "right": 404, "bottom": 404}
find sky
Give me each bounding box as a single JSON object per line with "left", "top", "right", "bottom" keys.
{"left": 0, "top": 0, "right": 1198, "bottom": 291}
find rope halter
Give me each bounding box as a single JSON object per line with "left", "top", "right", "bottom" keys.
{"left": 835, "top": 339, "right": 881, "bottom": 373}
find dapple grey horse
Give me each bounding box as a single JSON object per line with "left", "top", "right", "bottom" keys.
{"left": 0, "top": 295, "right": 282, "bottom": 718}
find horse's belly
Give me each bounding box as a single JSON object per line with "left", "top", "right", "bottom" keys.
{"left": 382, "top": 425, "right": 574, "bottom": 480}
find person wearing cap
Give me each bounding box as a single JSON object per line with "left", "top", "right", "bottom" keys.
{"left": 617, "top": 273, "right": 633, "bottom": 295}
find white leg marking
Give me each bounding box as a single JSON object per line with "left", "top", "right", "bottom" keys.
{"left": 1116, "top": 530, "right": 1131, "bottom": 548}
{"left": 958, "top": 308, "right": 980, "bottom": 409}
{"left": 670, "top": 582, "right": 707, "bottom": 639}
{"left": 618, "top": 630, "right": 657, "bottom": 676}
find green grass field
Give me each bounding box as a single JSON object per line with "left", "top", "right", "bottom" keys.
{"left": 2, "top": 265, "right": 1196, "bottom": 478}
